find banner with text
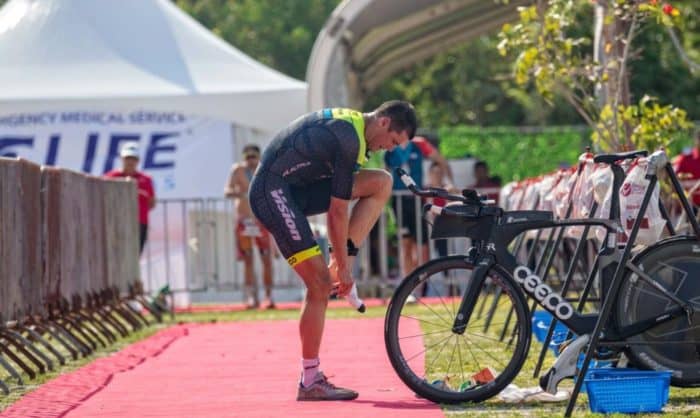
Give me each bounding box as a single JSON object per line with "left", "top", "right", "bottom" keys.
{"left": 0, "top": 111, "right": 234, "bottom": 199}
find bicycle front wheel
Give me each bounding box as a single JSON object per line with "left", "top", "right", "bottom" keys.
{"left": 384, "top": 256, "right": 531, "bottom": 403}
{"left": 617, "top": 237, "right": 700, "bottom": 386}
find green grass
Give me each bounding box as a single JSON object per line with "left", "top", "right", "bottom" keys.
{"left": 396, "top": 293, "right": 700, "bottom": 417}
{"left": 1, "top": 304, "right": 699, "bottom": 417}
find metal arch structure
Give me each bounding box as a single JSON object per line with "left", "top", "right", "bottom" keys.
{"left": 307, "top": 0, "right": 530, "bottom": 109}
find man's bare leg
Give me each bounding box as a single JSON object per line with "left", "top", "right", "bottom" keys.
{"left": 401, "top": 238, "right": 417, "bottom": 277}
{"left": 293, "top": 254, "right": 358, "bottom": 400}
{"left": 347, "top": 169, "right": 393, "bottom": 245}
{"left": 242, "top": 251, "right": 258, "bottom": 308}
{"left": 261, "top": 251, "right": 275, "bottom": 308}
{"left": 294, "top": 255, "right": 332, "bottom": 359}
{"left": 327, "top": 169, "right": 392, "bottom": 277}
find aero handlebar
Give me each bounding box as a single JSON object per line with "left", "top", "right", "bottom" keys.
{"left": 394, "top": 168, "right": 495, "bottom": 216}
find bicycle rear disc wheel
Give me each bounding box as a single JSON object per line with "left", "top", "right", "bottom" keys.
{"left": 384, "top": 256, "right": 531, "bottom": 403}
{"left": 617, "top": 237, "right": 700, "bottom": 386}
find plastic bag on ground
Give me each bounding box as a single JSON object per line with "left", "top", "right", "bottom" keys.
{"left": 498, "top": 384, "right": 570, "bottom": 403}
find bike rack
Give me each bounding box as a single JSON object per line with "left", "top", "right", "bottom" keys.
{"left": 533, "top": 201, "right": 598, "bottom": 377}
{"left": 564, "top": 155, "right": 700, "bottom": 416}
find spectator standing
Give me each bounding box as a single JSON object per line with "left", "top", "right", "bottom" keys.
{"left": 384, "top": 135, "right": 453, "bottom": 284}
{"left": 673, "top": 129, "right": 700, "bottom": 207}
{"left": 104, "top": 142, "right": 156, "bottom": 254}
{"left": 225, "top": 144, "right": 275, "bottom": 309}
{"left": 427, "top": 161, "right": 449, "bottom": 258}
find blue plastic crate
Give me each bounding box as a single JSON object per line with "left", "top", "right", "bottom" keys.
{"left": 574, "top": 355, "right": 613, "bottom": 392}
{"left": 584, "top": 368, "right": 671, "bottom": 414}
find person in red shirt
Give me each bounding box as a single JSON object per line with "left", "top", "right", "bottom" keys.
{"left": 673, "top": 130, "right": 700, "bottom": 207}
{"left": 104, "top": 142, "right": 156, "bottom": 254}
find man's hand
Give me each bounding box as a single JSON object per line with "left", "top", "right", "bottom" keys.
{"left": 328, "top": 256, "right": 354, "bottom": 297}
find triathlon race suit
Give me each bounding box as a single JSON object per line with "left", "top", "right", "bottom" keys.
{"left": 249, "top": 108, "right": 367, "bottom": 266}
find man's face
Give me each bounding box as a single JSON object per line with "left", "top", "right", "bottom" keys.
{"left": 244, "top": 151, "right": 260, "bottom": 168}
{"left": 368, "top": 116, "right": 409, "bottom": 152}
{"left": 122, "top": 156, "right": 139, "bottom": 173}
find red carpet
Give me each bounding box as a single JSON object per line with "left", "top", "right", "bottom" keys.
{"left": 175, "top": 297, "right": 388, "bottom": 313}
{"left": 1, "top": 318, "right": 441, "bottom": 418}
{"left": 176, "top": 297, "right": 453, "bottom": 314}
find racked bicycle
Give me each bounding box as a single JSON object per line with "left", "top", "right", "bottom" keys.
{"left": 384, "top": 149, "right": 700, "bottom": 410}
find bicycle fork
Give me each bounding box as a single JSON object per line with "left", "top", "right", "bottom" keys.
{"left": 451, "top": 258, "right": 493, "bottom": 334}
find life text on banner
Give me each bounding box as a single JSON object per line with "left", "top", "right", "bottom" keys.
{"left": 0, "top": 111, "right": 234, "bottom": 199}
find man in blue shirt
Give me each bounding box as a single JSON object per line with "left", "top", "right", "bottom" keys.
{"left": 384, "top": 135, "right": 453, "bottom": 283}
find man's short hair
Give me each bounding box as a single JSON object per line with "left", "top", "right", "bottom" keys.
{"left": 242, "top": 144, "right": 260, "bottom": 155}
{"left": 474, "top": 160, "right": 489, "bottom": 171}
{"left": 374, "top": 100, "right": 418, "bottom": 139}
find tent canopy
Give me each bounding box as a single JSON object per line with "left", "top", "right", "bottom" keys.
{"left": 307, "top": 0, "right": 529, "bottom": 109}
{"left": 0, "top": 0, "right": 307, "bottom": 132}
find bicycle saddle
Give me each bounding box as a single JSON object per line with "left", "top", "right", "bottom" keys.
{"left": 593, "top": 150, "right": 648, "bottom": 164}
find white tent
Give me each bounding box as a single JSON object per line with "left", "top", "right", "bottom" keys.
{"left": 0, "top": 0, "right": 307, "bottom": 132}
{"left": 0, "top": 0, "right": 309, "bottom": 306}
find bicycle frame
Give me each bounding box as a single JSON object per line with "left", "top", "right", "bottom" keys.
{"left": 393, "top": 150, "right": 700, "bottom": 416}
{"left": 455, "top": 217, "right": 691, "bottom": 340}
{"left": 443, "top": 155, "right": 699, "bottom": 344}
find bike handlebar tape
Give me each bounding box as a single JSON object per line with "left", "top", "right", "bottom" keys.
{"left": 395, "top": 168, "right": 417, "bottom": 189}
{"left": 424, "top": 204, "right": 443, "bottom": 216}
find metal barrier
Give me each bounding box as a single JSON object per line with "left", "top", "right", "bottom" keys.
{"left": 141, "top": 188, "right": 499, "bottom": 303}
{"left": 142, "top": 198, "right": 300, "bottom": 305}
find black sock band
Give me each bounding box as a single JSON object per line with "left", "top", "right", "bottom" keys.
{"left": 328, "top": 239, "right": 359, "bottom": 256}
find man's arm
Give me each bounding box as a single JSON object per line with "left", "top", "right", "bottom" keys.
{"left": 414, "top": 137, "right": 455, "bottom": 185}
{"left": 430, "top": 151, "right": 455, "bottom": 185}
{"left": 327, "top": 196, "right": 352, "bottom": 295}
{"left": 326, "top": 120, "right": 362, "bottom": 296}
{"left": 224, "top": 165, "right": 242, "bottom": 198}
{"left": 146, "top": 177, "right": 156, "bottom": 210}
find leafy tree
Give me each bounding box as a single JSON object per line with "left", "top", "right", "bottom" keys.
{"left": 174, "top": 0, "right": 339, "bottom": 80}
{"left": 366, "top": 32, "right": 585, "bottom": 128}
{"left": 497, "top": 0, "right": 695, "bottom": 151}
{"left": 367, "top": 1, "right": 697, "bottom": 130}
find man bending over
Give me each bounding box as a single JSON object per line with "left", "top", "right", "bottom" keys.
{"left": 249, "top": 101, "right": 417, "bottom": 401}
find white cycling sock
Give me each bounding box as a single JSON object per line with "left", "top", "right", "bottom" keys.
{"left": 301, "top": 358, "right": 320, "bottom": 387}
